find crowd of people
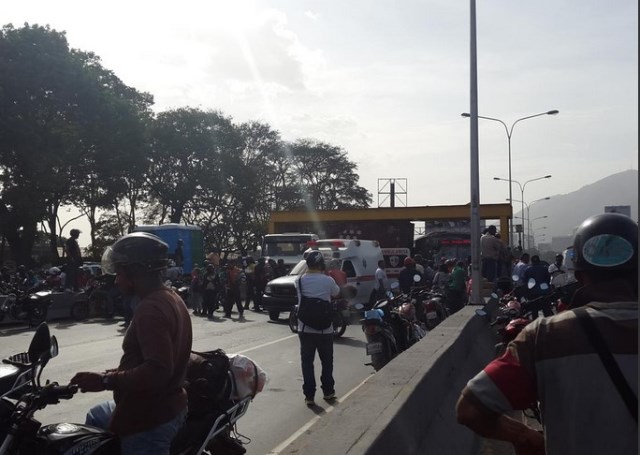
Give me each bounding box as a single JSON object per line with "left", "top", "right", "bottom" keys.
{"left": 458, "top": 212, "right": 638, "bottom": 455}
{"left": 187, "top": 256, "right": 288, "bottom": 319}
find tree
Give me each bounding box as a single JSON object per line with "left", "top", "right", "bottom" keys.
{"left": 290, "top": 139, "right": 372, "bottom": 210}
{"left": 0, "top": 24, "right": 153, "bottom": 264}
{"left": 146, "top": 108, "right": 242, "bottom": 224}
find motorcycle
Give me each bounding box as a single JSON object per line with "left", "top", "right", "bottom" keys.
{"left": 418, "top": 291, "right": 450, "bottom": 330}
{"left": 0, "top": 289, "right": 53, "bottom": 327}
{"left": 0, "top": 323, "right": 254, "bottom": 454}
{"left": 86, "top": 276, "right": 124, "bottom": 319}
{"left": 359, "top": 282, "right": 421, "bottom": 371}
{"left": 288, "top": 298, "right": 350, "bottom": 338}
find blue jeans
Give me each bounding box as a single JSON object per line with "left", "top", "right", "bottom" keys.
{"left": 86, "top": 400, "right": 187, "bottom": 455}
{"left": 299, "top": 333, "right": 334, "bottom": 398}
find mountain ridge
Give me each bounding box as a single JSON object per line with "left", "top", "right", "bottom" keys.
{"left": 518, "top": 169, "right": 638, "bottom": 241}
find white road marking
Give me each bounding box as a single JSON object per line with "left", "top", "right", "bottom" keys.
{"left": 266, "top": 374, "right": 374, "bottom": 454}
{"left": 235, "top": 334, "right": 298, "bottom": 355}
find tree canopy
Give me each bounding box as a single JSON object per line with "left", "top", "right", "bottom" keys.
{"left": 0, "top": 24, "right": 372, "bottom": 264}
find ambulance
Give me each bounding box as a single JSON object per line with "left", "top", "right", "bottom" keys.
{"left": 261, "top": 239, "right": 384, "bottom": 321}
{"left": 307, "top": 239, "right": 384, "bottom": 306}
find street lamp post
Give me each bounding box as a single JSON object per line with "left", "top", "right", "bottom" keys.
{"left": 507, "top": 196, "right": 551, "bottom": 246}
{"left": 495, "top": 176, "right": 552, "bottom": 249}
{"left": 462, "top": 110, "right": 559, "bottom": 246}
{"left": 529, "top": 216, "right": 548, "bottom": 248}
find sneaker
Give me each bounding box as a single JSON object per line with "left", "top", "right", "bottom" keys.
{"left": 323, "top": 392, "right": 336, "bottom": 401}
{"left": 304, "top": 396, "right": 315, "bottom": 406}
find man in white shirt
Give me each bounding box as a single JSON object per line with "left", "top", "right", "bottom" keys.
{"left": 548, "top": 253, "right": 567, "bottom": 277}
{"left": 295, "top": 251, "right": 340, "bottom": 406}
{"left": 374, "top": 260, "right": 388, "bottom": 299}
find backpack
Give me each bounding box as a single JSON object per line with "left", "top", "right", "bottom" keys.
{"left": 297, "top": 277, "right": 333, "bottom": 330}
{"left": 184, "top": 349, "right": 232, "bottom": 417}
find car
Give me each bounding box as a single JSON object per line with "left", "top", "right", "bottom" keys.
{"left": 82, "top": 262, "right": 103, "bottom": 277}
{"left": 261, "top": 239, "right": 384, "bottom": 321}
{"left": 262, "top": 260, "right": 306, "bottom": 321}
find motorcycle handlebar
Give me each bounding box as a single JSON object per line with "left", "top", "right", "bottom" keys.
{"left": 42, "top": 383, "right": 78, "bottom": 401}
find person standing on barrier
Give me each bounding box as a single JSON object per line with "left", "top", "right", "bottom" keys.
{"left": 480, "top": 225, "right": 502, "bottom": 283}
{"left": 456, "top": 213, "right": 638, "bottom": 455}
{"left": 296, "top": 251, "right": 340, "bottom": 407}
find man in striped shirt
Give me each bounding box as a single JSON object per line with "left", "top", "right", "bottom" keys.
{"left": 456, "top": 213, "right": 638, "bottom": 455}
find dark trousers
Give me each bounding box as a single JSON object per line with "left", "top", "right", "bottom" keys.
{"left": 244, "top": 276, "right": 254, "bottom": 308}
{"left": 203, "top": 289, "right": 218, "bottom": 317}
{"left": 65, "top": 265, "right": 79, "bottom": 290}
{"left": 223, "top": 288, "right": 243, "bottom": 316}
{"left": 254, "top": 284, "right": 265, "bottom": 310}
{"left": 299, "top": 333, "right": 334, "bottom": 398}
{"left": 481, "top": 258, "right": 498, "bottom": 283}
{"left": 445, "top": 288, "right": 466, "bottom": 314}
{"left": 526, "top": 296, "right": 554, "bottom": 319}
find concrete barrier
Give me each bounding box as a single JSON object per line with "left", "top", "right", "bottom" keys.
{"left": 279, "top": 304, "right": 496, "bottom": 454}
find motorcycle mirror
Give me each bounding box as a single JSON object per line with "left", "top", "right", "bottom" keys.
{"left": 540, "top": 283, "right": 549, "bottom": 291}
{"left": 413, "top": 274, "right": 421, "bottom": 283}
{"left": 490, "top": 292, "right": 499, "bottom": 299}
{"left": 475, "top": 309, "right": 488, "bottom": 317}
{"left": 390, "top": 281, "right": 400, "bottom": 290}
{"left": 28, "top": 323, "right": 51, "bottom": 364}
{"left": 49, "top": 336, "right": 59, "bottom": 359}
{"left": 527, "top": 278, "right": 536, "bottom": 289}
{"left": 353, "top": 303, "right": 364, "bottom": 310}
{"left": 512, "top": 274, "right": 519, "bottom": 282}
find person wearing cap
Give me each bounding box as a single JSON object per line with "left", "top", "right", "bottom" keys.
{"left": 456, "top": 213, "right": 638, "bottom": 455}
{"left": 65, "top": 228, "right": 83, "bottom": 291}
{"left": 296, "top": 251, "right": 340, "bottom": 406}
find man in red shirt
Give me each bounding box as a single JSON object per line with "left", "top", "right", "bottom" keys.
{"left": 71, "top": 233, "right": 192, "bottom": 455}
{"left": 326, "top": 259, "right": 347, "bottom": 287}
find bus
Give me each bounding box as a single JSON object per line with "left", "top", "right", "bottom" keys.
{"left": 133, "top": 224, "right": 203, "bottom": 273}
{"left": 413, "top": 231, "right": 471, "bottom": 264}
{"left": 261, "top": 233, "right": 319, "bottom": 272}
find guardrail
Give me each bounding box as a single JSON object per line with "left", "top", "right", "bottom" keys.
{"left": 279, "top": 302, "right": 497, "bottom": 454}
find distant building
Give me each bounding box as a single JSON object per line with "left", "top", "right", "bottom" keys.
{"left": 550, "top": 235, "right": 573, "bottom": 254}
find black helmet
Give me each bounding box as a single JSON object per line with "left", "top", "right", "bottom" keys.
{"left": 101, "top": 232, "right": 169, "bottom": 274}
{"left": 305, "top": 251, "right": 325, "bottom": 268}
{"left": 572, "top": 213, "right": 637, "bottom": 272}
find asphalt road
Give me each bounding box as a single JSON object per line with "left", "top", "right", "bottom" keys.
{"left": 0, "top": 308, "right": 375, "bottom": 455}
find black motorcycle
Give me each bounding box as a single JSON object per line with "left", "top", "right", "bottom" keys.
{"left": 0, "top": 289, "right": 53, "bottom": 327}
{"left": 0, "top": 323, "right": 253, "bottom": 454}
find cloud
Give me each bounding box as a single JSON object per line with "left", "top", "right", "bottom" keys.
{"left": 304, "top": 10, "right": 321, "bottom": 21}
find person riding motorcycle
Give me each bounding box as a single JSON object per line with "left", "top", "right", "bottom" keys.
{"left": 456, "top": 213, "right": 638, "bottom": 455}
{"left": 71, "top": 232, "right": 193, "bottom": 455}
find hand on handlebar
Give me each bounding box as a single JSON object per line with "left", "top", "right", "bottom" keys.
{"left": 70, "top": 371, "right": 105, "bottom": 392}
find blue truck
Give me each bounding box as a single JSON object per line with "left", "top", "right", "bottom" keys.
{"left": 133, "top": 224, "right": 204, "bottom": 274}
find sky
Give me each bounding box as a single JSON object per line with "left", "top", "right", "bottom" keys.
{"left": 3, "top": 0, "right": 638, "bottom": 246}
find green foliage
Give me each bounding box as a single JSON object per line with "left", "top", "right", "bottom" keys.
{"left": 0, "top": 24, "right": 372, "bottom": 262}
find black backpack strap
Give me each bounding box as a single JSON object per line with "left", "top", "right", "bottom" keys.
{"left": 574, "top": 307, "right": 638, "bottom": 422}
